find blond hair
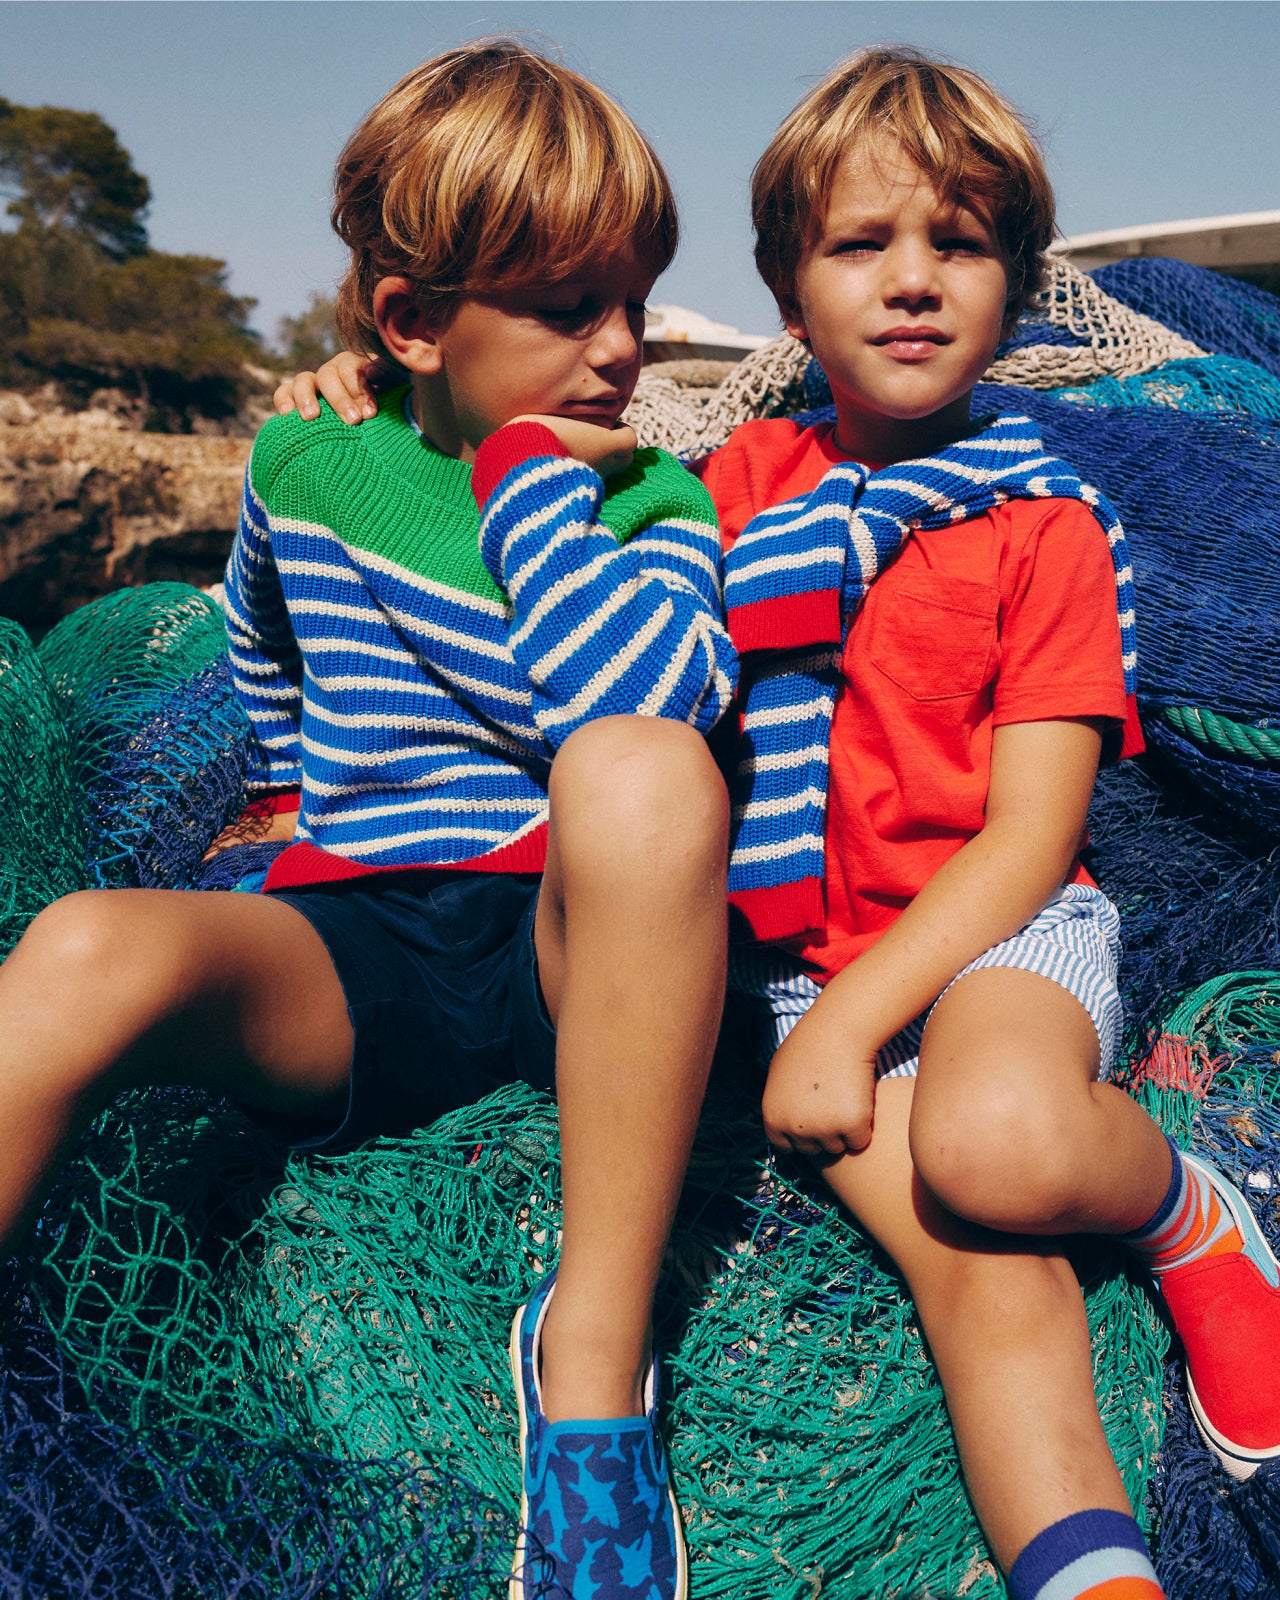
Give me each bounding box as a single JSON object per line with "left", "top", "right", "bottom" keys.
{"left": 332, "top": 40, "right": 678, "bottom": 355}
{"left": 752, "top": 46, "right": 1055, "bottom": 327}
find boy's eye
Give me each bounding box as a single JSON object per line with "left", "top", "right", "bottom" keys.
{"left": 937, "top": 235, "right": 989, "bottom": 256}
{"left": 536, "top": 298, "right": 594, "bottom": 326}
{"left": 834, "top": 239, "right": 881, "bottom": 255}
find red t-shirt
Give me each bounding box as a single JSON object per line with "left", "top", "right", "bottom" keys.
{"left": 697, "top": 418, "right": 1132, "bottom": 982}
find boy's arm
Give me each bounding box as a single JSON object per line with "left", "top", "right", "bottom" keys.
{"left": 221, "top": 466, "right": 306, "bottom": 796}
{"left": 763, "top": 715, "right": 1103, "bottom": 1157}
{"left": 472, "top": 420, "right": 738, "bottom": 742}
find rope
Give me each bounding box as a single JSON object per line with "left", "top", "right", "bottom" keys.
{"left": 1161, "top": 706, "right": 1280, "bottom": 768}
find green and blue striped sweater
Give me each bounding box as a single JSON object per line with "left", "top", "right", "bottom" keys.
{"left": 223, "top": 392, "right": 737, "bottom": 889}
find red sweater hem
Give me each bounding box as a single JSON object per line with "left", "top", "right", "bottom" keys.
{"left": 728, "top": 877, "right": 825, "bottom": 945}
{"left": 262, "top": 825, "right": 549, "bottom": 892}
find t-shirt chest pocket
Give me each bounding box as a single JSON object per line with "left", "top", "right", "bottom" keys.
{"left": 862, "top": 575, "right": 999, "bottom": 701}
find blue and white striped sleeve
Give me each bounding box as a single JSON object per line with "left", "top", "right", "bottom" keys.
{"left": 222, "top": 466, "right": 304, "bottom": 793}
{"left": 474, "top": 429, "right": 738, "bottom": 747}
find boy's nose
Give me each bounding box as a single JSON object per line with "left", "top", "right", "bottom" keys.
{"left": 884, "top": 243, "right": 941, "bottom": 307}
{"left": 587, "top": 304, "right": 642, "bottom": 369}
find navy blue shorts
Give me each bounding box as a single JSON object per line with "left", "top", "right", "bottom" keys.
{"left": 261, "top": 872, "right": 557, "bottom": 1153}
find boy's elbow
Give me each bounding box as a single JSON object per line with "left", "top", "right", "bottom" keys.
{"left": 979, "top": 810, "right": 1085, "bottom": 893}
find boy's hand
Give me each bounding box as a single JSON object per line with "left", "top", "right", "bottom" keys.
{"left": 762, "top": 1008, "right": 880, "bottom": 1159}
{"left": 273, "top": 352, "right": 397, "bottom": 424}
{"left": 511, "top": 414, "right": 637, "bottom": 478}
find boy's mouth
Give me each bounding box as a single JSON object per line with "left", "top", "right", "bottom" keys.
{"left": 557, "top": 397, "right": 626, "bottom": 425}
{"left": 873, "top": 326, "right": 949, "bottom": 357}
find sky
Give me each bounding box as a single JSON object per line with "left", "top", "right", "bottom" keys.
{"left": 4, "top": 2, "right": 1279, "bottom": 348}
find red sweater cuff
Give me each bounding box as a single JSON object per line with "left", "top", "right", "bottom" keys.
{"left": 471, "top": 422, "right": 571, "bottom": 508}
{"left": 728, "top": 589, "right": 843, "bottom": 654}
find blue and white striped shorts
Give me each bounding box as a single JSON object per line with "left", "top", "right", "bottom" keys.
{"left": 727, "top": 883, "right": 1124, "bottom": 1081}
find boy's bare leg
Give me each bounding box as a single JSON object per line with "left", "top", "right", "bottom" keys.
{"left": 532, "top": 715, "right": 728, "bottom": 1424}
{"left": 822, "top": 1079, "right": 1131, "bottom": 1570}
{"left": 0, "top": 888, "right": 353, "bottom": 1248}
{"left": 820, "top": 968, "right": 1172, "bottom": 1569}
{"left": 907, "top": 968, "right": 1172, "bottom": 1240}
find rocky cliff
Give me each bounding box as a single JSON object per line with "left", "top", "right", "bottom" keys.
{"left": 0, "top": 388, "right": 256, "bottom": 634}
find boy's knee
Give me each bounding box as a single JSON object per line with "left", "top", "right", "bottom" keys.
{"left": 550, "top": 716, "right": 728, "bottom": 862}
{"left": 909, "top": 1073, "right": 1083, "bottom": 1231}
{"left": 21, "top": 891, "right": 125, "bottom": 979}
{"left": 20, "top": 892, "right": 185, "bottom": 1014}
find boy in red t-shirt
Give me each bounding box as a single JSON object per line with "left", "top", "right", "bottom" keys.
{"left": 697, "top": 45, "right": 1279, "bottom": 1600}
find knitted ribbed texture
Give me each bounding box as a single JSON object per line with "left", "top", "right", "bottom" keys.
{"left": 1007, "top": 1509, "right": 1162, "bottom": 1600}
{"left": 722, "top": 414, "right": 1137, "bottom": 940}
{"left": 224, "top": 392, "right": 733, "bottom": 887}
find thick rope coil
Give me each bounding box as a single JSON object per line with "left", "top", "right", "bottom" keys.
{"left": 1161, "top": 706, "right": 1280, "bottom": 768}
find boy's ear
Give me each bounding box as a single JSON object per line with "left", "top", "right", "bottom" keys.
{"left": 776, "top": 292, "right": 810, "bottom": 350}
{"left": 372, "top": 278, "right": 444, "bottom": 374}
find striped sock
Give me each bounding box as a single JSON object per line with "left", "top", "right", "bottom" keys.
{"left": 1008, "top": 1510, "right": 1164, "bottom": 1600}
{"left": 1122, "top": 1135, "right": 1243, "bottom": 1275}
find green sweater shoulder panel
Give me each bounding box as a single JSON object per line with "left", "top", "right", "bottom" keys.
{"left": 598, "top": 447, "right": 718, "bottom": 543}
{"left": 247, "top": 402, "right": 716, "bottom": 599}
{"left": 248, "top": 391, "right": 505, "bottom": 604}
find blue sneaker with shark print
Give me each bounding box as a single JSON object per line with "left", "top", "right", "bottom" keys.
{"left": 508, "top": 1272, "right": 689, "bottom": 1600}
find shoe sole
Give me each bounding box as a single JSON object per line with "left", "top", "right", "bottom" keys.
{"left": 1181, "top": 1152, "right": 1280, "bottom": 1481}
{"left": 506, "top": 1301, "right": 690, "bottom": 1600}
{"left": 509, "top": 1301, "right": 533, "bottom": 1600}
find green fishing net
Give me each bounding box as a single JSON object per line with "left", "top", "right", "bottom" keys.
{"left": 19, "top": 1057, "right": 1179, "bottom": 1600}
{"left": 0, "top": 618, "right": 87, "bottom": 958}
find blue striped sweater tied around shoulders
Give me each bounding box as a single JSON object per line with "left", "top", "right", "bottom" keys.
{"left": 721, "top": 413, "right": 1139, "bottom": 942}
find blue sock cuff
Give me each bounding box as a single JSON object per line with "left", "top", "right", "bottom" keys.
{"left": 1127, "top": 1135, "right": 1185, "bottom": 1240}
{"left": 1009, "top": 1509, "right": 1149, "bottom": 1598}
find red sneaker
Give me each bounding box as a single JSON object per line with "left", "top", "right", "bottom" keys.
{"left": 1158, "top": 1154, "right": 1280, "bottom": 1482}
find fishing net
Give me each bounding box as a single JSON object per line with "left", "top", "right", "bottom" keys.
{"left": 0, "top": 619, "right": 87, "bottom": 961}
{"left": 1048, "top": 354, "right": 1280, "bottom": 425}
{"left": 4, "top": 958, "right": 1278, "bottom": 1599}
{"left": 984, "top": 257, "right": 1205, "bottom": 390}
{"left": 1118, "top": 973, "right": 1280, "bottom": 1599}
{"left": 0, "top": 1059, "right": 1172, "bottom": 1600}
{"left": 1085, "top": 759, "right": 1280, "bottom": 1050}
{"left": 973, "top": 385, "right": 1280, "bottom": 838}
{"left": 36, "top": 583, "right": 250, "bottom": 892}
{"left": 1092, "top": 258, "right": 1280, "bottom": 380}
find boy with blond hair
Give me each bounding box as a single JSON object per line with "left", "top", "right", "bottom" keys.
{"left": 703, "top": 44, "right": 1280, "bottom": 1600}
{"left": 0, "top": 41, "right": 739, "bottom": 1600}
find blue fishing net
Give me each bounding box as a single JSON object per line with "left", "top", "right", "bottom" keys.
{"left": 1048, "top": 354, "right": 1280, "bottom": 425}
{"left": 1092, "top": 258, "right": 1280, "bottom": 380}
{"left": 1085, "top": 760, "right": 1280, "bottom": 1046}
